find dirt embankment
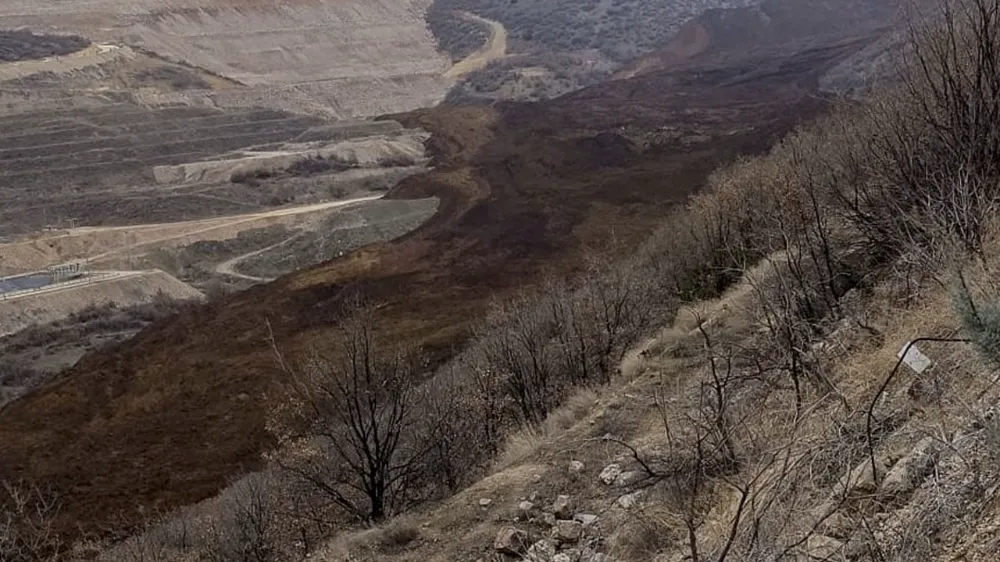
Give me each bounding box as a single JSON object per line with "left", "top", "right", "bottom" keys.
{"left": 0, "top": 33, "right": 870, "bottom": 541}
{"left": 0, "top": 270, "right": 203, "bottom": 337}
{"left": 0, "top": 196, "right": 383, "bottom": 276}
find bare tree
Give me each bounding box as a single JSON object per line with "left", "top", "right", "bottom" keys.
{"left": 270, "top": 298, "right": 429, "bottom": 523}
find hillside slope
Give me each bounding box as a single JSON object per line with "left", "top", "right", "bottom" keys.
{"left": 0, "top": 0, "right": 452, "bottom": 118}
{"left": 617, "top": 0, "right": 900, "bottom": 79}
{"left": 0, "top": 32, "right": 873, "bottom": 540}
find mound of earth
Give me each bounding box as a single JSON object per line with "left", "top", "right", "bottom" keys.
{"left": 0, "top": 20, "right": 881, "bottom": 542}
{"left": 152, "top": 133, "right": 430, "bottom": 185}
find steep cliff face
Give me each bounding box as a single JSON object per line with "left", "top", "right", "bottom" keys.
{"left": 0, "top": 0, "right": 454, "bottom": 118}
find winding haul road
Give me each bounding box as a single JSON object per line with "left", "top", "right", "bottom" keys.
{"left": 444, "top": 12, "right": 508, "bottom": 79}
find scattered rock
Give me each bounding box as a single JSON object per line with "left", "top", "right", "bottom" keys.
{"left": 616, "top": 490, "right": 644, "bottom": 510}
{"left": 569, "top": 460, "right": 585, "bottom": 474}
{"left": 525, "top": 539, "right": 558, "bottom": 562}
{"left": 573, "top": 513, "right": 599, "bottom": 527}
{"left": 553, "top": 553, "right": 575, "bottom": 562}
{"left": 543, "top": 512, "right": 558, "bottom": 527}
{"left": 613, "top": 470, "right": 644, "bottom": 487}
{"left": 834, "top": 457, "right": 888, "bottom": 497}
{"left": 494, "top": 527, "right": 530, "bottom": 556}
{"left": 818, "top": 511, "right": 856, "bottom": 539}
{"left": 879, "top": 437, "right": 939, "bottom": 500}
{"left": 599, "top": 464, "right": 622, "bottom": 485}
{"left": 479, "top": 498, "right": 493, "bottom": 508}
{"left": 804, "top": 535, "right": 844, "bottom": 559}
{"left": 519, "top": 500, "right": 536, "bottom": 516}
{"left": 553, "top": 520, "right": 584, "bottom": 544}
{"left": 552, "top": 495, "right": 573, "bottom": 519}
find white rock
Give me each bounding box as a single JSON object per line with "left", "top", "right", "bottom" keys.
{"left": 879, "top": 437, "right": 939, "bottom": 499}
{"left": 599, "top": 464, "right": 622, "bottom": 485}
{"left": 834, "top": 457, "right": 888, "bottom": 497}
{"left": 552, "top": 495, "right": 573, "bottom": 519}
{"left": 494, "top": 527, "right": 529, "bottom": 555}
{"left": 525, "top": 539, "right": 557, "bottom": 562}
{"left": 553, "top": 519, "right": 583, "bottom": 544}
{"left": 613, "top": 470, "right": 644, "bottom": 487}
{"left": 519, "top": 500, "right": 536, "bottom": 515}
{"left": 574, "top": 513, "right": 599, "bottom": 527}
{"left": 616, "top": 490, "right": 644, "bottom": 510}
{"left": 805, "top": 535, "right": 844, "bottom": 559}
{"left": 569, "top": 460, "right": 586, "bottom": 474}
{"left": 478, "top": 498, "right": 492, "bottom": 508}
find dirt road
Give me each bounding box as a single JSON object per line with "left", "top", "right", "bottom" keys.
{"left": 0, "top": 194, "right": 384, "bottom": 276}
{"left": 214, "top": 234, "right": 300, "bottom": 283}
{"left": 444, "top": 12, "right": 508, "bottom": 79}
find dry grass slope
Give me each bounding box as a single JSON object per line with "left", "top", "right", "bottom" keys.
{"left": 0, "top": 17, "right": 864, "bottom": 543}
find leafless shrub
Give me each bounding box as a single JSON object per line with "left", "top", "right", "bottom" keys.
{"left": 204, "top": 472, "right": 279, "bottom": 562}
{"left": 108, "top": 524, "right": 171, "bottom": 562}
{"left": 0, "top": 480, "right": 61, "bottom": 562}
{"left": 476, "top": 293, "right": 562, "bottom": 425}
{"left": 835, "top": 0, "right": 1000, "bottom": 260}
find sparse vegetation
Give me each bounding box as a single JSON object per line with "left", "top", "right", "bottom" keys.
{"left": 0, "top": 30, "right": 88, "bottom": 63}
{"left": 427, "top": 9, "right": 490, "bottom": 62}
{"left": 134, "top": 66, "right": 211, "bottom": 90}
{"left": 17, "top": 1, "right": 1000, "bottom": 561}
{"left": 0, "top": 297, "right": 190, "bottom": 406}
{"left": 0, "top": 480, "right": 61, "bottom": 562}
{"left": 428, "top": 0, "right": 752, "bottom": 63}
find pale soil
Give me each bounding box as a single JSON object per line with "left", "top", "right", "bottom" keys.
{"left": 0, "top": 195, "right": 382, "bottom": 276}
{"left": 0, "top": 0, "right": 455, "bottom": 118}
{"left": 443, "top": 12, "right": 508, "bottom": 79}
{"left": 0, "top": 269, "right": 202, "bottom": 337}
{"left": 0, "top": 43, "right": 132, "bottom": 82}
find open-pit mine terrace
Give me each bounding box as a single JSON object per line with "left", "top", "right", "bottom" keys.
{"left": 0, "top": 0, "right": 455, "bottom": 118}
{"left": 0, "top": 96, "right": 439, "bottom": 333}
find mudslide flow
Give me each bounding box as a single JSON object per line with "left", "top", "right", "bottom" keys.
{"left": 444, "top": 12, "right": 508, "bottom": 79}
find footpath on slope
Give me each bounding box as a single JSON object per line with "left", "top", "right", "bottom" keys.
{"left": 443, "top": 12, "right": 508, "bottom": 79}
{"left": 214, "top": 233, "right": 302, "bottom": 283}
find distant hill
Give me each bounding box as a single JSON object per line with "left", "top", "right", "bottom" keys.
{"left": 616, "top": 0, "right": 901, "bottom": 79}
